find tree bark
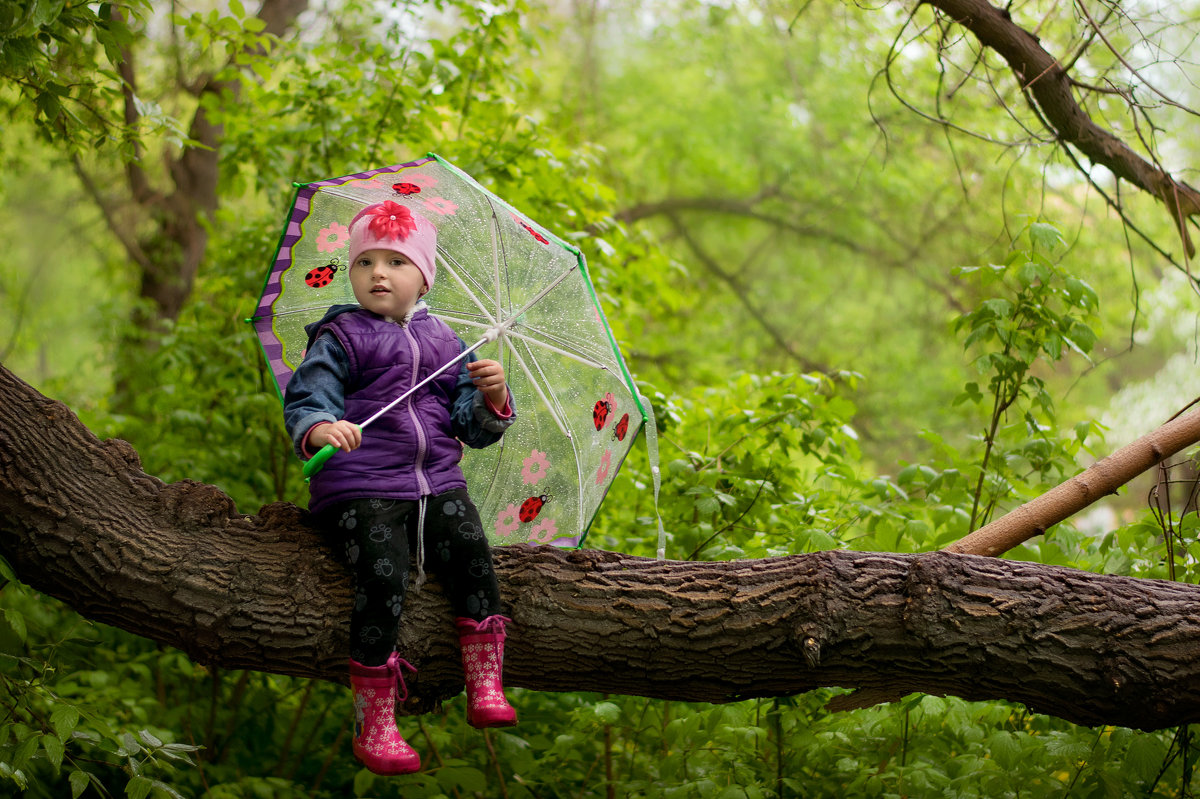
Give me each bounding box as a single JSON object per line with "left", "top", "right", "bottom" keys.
{"left": 3, "top": 362, "right": 1200, "bottom": 731}
{"left": 920, "top": 0, "right": 1200, "bottom": 257}
{"left": 92, "top": 0, "right": 310, "bottom": 323}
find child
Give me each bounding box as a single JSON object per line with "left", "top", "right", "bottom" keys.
{"left": 283, "top": 200, "right": 518, "bottom": 776}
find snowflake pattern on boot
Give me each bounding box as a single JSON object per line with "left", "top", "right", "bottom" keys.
{"left": 455, "top": 616, "right": 518, "bottom": 728}
{"left": 348, "top": 655, "right": 421, "bottom": 774}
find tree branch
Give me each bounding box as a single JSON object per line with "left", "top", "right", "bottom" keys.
{"left": 5, "top": 364, "right": 1200, "bottom": 730}
{"left": 947, "top": 405, "right": 1200, "bottom": 557}
{"left": 921, "top": 0, "right": 1200, "bottom": 257}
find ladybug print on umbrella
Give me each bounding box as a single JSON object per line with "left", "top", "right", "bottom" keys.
{"left": 519, "top": 495, "right": 550, "bottom": 523}
{"left": 392, "top": 182, "right": 421, "bottom": 196}
{"left": 520, "top": 220, "right": 549, "bottom": 245}
{"left": 612, "top": 413, "right": 630, "bottom": 442}
{"left": 592, "top": 398, "right": 613, "bottom": 431}
{"left": 305, "top": 259, "right": 340, "bottom": 288}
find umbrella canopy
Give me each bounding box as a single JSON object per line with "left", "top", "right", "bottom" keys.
{"left": 252, "top": 154, "right": 651, "bottom": 548}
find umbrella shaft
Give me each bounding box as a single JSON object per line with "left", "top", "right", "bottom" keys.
{"left": 359, "top": 334, "right": 492, "bottom": 430}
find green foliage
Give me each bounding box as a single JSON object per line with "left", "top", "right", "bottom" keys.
{"left": 0, "top": 1, "right": 146, "bottom": 147}
{"left": 946, "top": 220, "right": 1102, "bottom": 529}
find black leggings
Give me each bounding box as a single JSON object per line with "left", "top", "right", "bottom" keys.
{"left": 318, "top": 488, "right": 502, "bottom": 666}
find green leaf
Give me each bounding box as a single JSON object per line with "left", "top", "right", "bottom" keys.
{"left": 0, "top": 762, "right": 28, "bottom": 790}
{"left": 126, "top": 775, "right": 153, "bottom": 799}
{"left": 150, "top": 779, "right": 188, "bottom": 799}
{"left": 437, "top": 766, "right": 488, "bottom": 793}
{"left": 1017, "top": 260, "right": 1049, "bottom": 287}
{"left": 13, "top": 731, "right": 40, "bottom": 769}
{"left": 352, "top": 768, "right": 376, "bottom": 795}
{"left": 3, "top": 609, "right": 26, "bottom": 644}
{"left": 69, "top": 768, "right": 91, "bottom": 799}
{"left": 41, "top": 734, "right": 64, "bottom": 771}
{"left": 137, "top": 729, "right": 163, "bottom": 748}
{"left": 1028, "top": 222, "right": 1063, "bottom": 252}
{"left": 594, "top": 702, "right": 621, "bottom": 724}
{"left": 51, "top": 706, "right": 80, "bottom": 741}
{"left": 1124, "top": 733, "right": 1164, "bottom": 782}
{"left": 118, "top": 731, "right": 142, "bottom": 756}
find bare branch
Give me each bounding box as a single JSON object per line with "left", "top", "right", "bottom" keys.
{"left": 921, "top": 0, "right": 1200, "bottom": 257}
{"left": 946, "top": 404, "right": 1200, "bottom": 557}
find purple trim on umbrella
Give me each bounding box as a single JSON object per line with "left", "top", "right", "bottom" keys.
{"left": 313, "top": 157, "right": 434, "bottom": 189}
{"left": 255, "top": 158, "right": 435, "bottom": 396}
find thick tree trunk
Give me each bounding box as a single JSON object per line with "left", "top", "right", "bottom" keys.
{"left": 3, "top": 363, "right": 1200, "bottom": 730}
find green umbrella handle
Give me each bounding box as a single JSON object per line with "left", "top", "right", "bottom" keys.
{"left": 303, "top": 443, "right": 338, "bottom": 480}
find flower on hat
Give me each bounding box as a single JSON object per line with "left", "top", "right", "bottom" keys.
{"left": 362, "top": 201, "right": 418, "bottom": 241}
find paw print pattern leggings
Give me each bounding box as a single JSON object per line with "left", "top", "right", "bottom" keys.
{"left": 317, "top": 488, "right": 502, "bottom": 667}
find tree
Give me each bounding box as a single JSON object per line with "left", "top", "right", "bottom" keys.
{"left": 5, "top": 362, "right": 1200, "bottom": 732}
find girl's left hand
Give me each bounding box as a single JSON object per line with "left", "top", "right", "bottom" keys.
{"left": 468, "top": 359, "right": 509, "bottom": 408}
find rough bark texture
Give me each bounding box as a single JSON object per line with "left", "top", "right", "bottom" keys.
{"left": 923, "top": 0, "right": 1200, "bottom": 256}
{"left": 4, "top": 363, "right": 1200, "bottom": 730}
{"left": 948, "top": 408, "right": 1200, "bottom": 556}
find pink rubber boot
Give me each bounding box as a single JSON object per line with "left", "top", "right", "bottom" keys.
{"left": 348, "top": 653, "right": 421, "bottom": 775}
{"left": 455, "top": 615, "right": 518, "bottom": 728}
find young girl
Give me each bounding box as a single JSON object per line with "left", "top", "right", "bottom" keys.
{"left": 283, "top": 200, "right": 518, "bottom": 776}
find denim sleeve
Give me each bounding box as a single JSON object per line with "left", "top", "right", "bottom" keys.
{"left": 282, "top": 333, "right": 351, "bottom": 458}
{"left": 450, "top": 342, "right": 516, "bottom": 449}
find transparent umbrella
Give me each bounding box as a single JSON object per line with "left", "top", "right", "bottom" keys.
{"left": 251, "top": 154, "right": 658, "bottom": 549}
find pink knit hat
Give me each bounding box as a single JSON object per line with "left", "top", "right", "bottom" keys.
{"left": 347, "top": 201, "right": 438, "bottom": 292}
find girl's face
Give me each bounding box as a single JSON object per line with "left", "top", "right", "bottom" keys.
{"left": 350, "top": 248, "right": 426, "bottom": 319}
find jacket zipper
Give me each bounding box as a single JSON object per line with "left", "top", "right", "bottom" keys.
{"left": 403, "top": 325, "right": 432, "bottom": 496}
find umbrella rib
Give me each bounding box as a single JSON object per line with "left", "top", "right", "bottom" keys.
{"left": 518, "top": 338, "right": 588, "bottom": 537}
{"left": 505, "top": 334, "right": 571, "bottom": 439}
{"left": 508, "top": 323, "right": 615, "bottom": 366}
{"left": 502, "top": 264, "right": 578, "bottom": 326}
{"left": 439, "top": 248, "right": 497, "bottom": 305}
{"left": 442, "top": 314, "right": 608, "bottom": 370}
{"left": 436, "top": 250, "right": 499, "bottom": 327}
{"left": 503, "top": 329, "right": 608, "bottom": 369}
{"left": 491, "top": 206, "right": 503, "bottom": 325}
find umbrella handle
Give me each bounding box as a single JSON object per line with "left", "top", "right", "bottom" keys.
{"left": 302, "top": 443, "right": 339, "bottom": 480}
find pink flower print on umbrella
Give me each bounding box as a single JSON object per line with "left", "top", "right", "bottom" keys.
{"left": 494, "top": 503, "right": 521, "bottom": 539}
{"left": 422, "top": 196, "right": 459, "bottom": 216}
{"left": 521, "top": 449, "right": 550, "bottom": 485}
{"left": 529, "top": 517, "right": 557, "bottom": 544}
{"left": 595, "top": 449, "right": 612, "bottom": 485}
{"left": 315, "top": 223, "right": 349, "bottom": 253}
{"left": 406, "top": 173, "right": 438, "bottom": 189}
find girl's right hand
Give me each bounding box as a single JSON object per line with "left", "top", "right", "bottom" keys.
{"left": 309, "top": 420, "right": 362, "bottom": 453}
